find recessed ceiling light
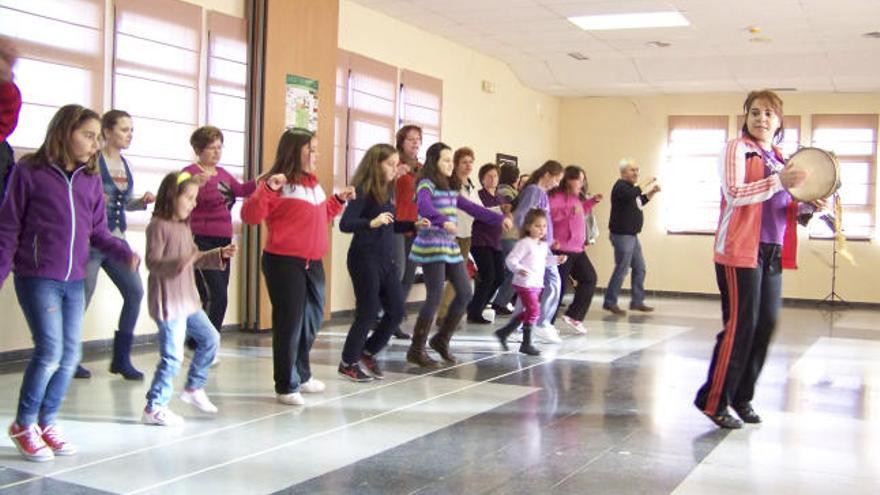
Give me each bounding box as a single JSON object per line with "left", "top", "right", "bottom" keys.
{"left": 567, "top": 52, "right": 590, "bottom": 61}
{"left": 749, "top": 36, "right": 772, "bottom": 43}
{"left": 646, "top": 41, "right": 671, "bottom": 48}
{"left": 863, "top": 31, "right": 880, "bottom": 38}
{"left": 568, "top": 11, "right": 689, "bottom": 31}
{"left": 769, "top": 87, "right": 797, "bottom": 92}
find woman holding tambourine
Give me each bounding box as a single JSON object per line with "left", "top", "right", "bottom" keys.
{"left": 694, "top": 89, "right": 832, "bottom": 429}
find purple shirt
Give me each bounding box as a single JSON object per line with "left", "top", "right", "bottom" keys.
{"left": 471, "top": 188, "right": 503, "bottom": 250}
{"left": 760, "top": 153, "right": 791, "bottom": 245}
{"left": 513, "top": 185, "right": 553, "bottom": 246}
{"left": 0, "top": 161, "right": 133, "bottom": 284}
{"left": 183, "top": 164, "right": 256, "bottom": 238}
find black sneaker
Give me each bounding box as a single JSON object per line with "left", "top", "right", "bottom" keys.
{"left": 698, "top": 406, "right": 743, "bottom": 429}
{"left": 732, "top": 403, "right": 762, "bottom": 424}
{"left": 492, "top": 304, "right": 513, "bottom": 316}
{"left": 360, "top": 355, "right": 385, "bottom": 380}
{"left": 338, "top": 362, "right": 373, "bottom": 382}
{"left": 74, "top": 364, "right": 91, "bottom": 379}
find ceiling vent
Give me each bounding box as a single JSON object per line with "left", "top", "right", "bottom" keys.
{"left": 863, "top": 31, "right": 880, "bottom": 38}
{"left": 567, "top": 51, "right": 590, "bottom": 61}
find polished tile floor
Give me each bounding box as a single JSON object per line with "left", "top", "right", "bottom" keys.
{"left": 0, "top": 296, "right": 878, "bottom": 494}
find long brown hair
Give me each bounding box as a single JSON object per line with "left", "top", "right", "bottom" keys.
{"left": 416, "top": 142, "right": 451, "bottom": 190}
{"left": 153, "top": 171, "right": 198, "bottom": 221}
{"left": 523, "top": 160, "right": 563, "bottom": 189}
{"left": 20, "top": 104, "right": 101, "bottom": 174}
{"left": 550, "top": 165, "right": 588, "bottom": 200}
{"left": 351, "top": 143, "right": 397, "bottom": 204}
{"left": 262, "top": 127, "right": 315, "bottom": 186}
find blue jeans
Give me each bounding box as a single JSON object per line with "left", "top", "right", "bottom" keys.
{"left": 84, "top": 247, "right": 143, "bottom": 336}
{"left": 604, "top": 233, "right": 646, "bottom": 307}
{"left": 145, "top": 310, "right": 219, "bottom": 409}
{"left": 14, "top": 276, "right": 84, "bottom": 426}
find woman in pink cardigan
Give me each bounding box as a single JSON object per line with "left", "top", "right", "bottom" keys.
{"left": 182, "top": 126, "right": 256, "bottom": 334}
{"left": 549, "top": 165, "right": 602, "bottom": 334}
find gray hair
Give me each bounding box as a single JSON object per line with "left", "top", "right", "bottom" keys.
{"left": 618, "top": 157, "right": 636, "bottom": 172}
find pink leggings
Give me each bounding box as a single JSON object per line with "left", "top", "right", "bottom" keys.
{"left": 513, "top": 285, "right": 543, "bottom": 325}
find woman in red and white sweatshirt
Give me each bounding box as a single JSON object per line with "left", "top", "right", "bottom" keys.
{"left": 241, "top": 128, "right": 354, "bottom": 407}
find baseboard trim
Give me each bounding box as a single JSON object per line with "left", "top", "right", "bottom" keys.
{"left": 0, "top": 324, "right": 241, "bottom": 367}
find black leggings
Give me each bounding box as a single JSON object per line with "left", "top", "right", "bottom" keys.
{"left": 553, "top": 250, "right": 597, "bottom": 323}
{"left": 194, "top": 235, "right": 231, "bottom": 330}
{"left": 468, "top": 246, "right": 504, "bottom": 319}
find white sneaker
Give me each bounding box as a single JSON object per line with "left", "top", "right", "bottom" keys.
{"left": 534, "top": 325, "right": 563, "bottom": 344}
{"left": 180, "top": 388, "right": 218, "bottom": 414}
{"left": 562, "top": 315, "right": 587, "bottom": 334}
{"left": 210, "top": 354, "right": 220, "bottom": 367}
{"left": 299, "top": 378, "right": 325, "bottom": 394}
{"left": 276, "top": 392, "right": 305, "bottom": 406}
{"left": 142, "top": 406, "right": 184, "bottom": 427}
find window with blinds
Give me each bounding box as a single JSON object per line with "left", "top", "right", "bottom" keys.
{"left": 113, "top": 0, "right": 201, "bottom": 227}
{"left": 399, "top": 69, "right": 442, "bottom": 162}
{"left": 207, "top": 11, "right": 248, "bottom": 230}
{"left": 811, "top": 114, "right": 878, "bottom": 239}
{"left": 665, "top": 116, "right": 729, "bottom": 234}
{"left": 334, "top": 50, "right": 350, "bottom": 192}
{"left": 346, "top": 53, "right": 397, "bottom": 181}
{"left": 0, "top": 0, "right": 104, "bottom": 149}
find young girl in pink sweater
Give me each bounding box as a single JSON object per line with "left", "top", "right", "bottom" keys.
{"left": 142, "top": 171, "right": 236, "bottom": 426}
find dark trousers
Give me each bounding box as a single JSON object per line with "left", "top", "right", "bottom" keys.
{"left": 695, "top": 243, "right": 782, "bottom": 416}
{"left": 419, "top": 261, "right": 472, "bottom": 322}
{"left": 194, "top": 235, "right": 231, "bottom": 331}
{"left": 552, "top": 250, "right": 597, "bottom": 323}
{"left": 262, "top": 253, "right": 325, "bottom": 394}
{"left": 467, "top": 246, "right": 504, "bottom": 319}
{"left": 342, "top": 256, "right": 404, "bottom": 365}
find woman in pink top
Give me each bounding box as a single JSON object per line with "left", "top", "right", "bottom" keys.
{"left": 182, "top": 126, "right": 256, "bottom": 334}
{"left": 549, "top": 165, "right": 602, "bottom": 334}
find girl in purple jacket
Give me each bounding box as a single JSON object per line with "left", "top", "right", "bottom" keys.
{"left": 0, "top": 104, "right": 137, "bottom": 462}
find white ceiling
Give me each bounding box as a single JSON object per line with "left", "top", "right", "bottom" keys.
{"left": 349, "top": 0, "right": 880, "bottom": 96}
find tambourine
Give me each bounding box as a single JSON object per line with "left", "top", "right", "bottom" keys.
{"left": 784, "top": 147, "right": 841, "bottom": 202}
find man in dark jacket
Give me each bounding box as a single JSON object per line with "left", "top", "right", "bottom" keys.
{"left": 603, "top": 158, "right": 660, "bottom": 315}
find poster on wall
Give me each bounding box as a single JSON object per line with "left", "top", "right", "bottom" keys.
{"left": 496, "top": 153, "right": 518, "bottom": 169}
{"left": 285, "top": 74, "right": 319, "bottom": 131}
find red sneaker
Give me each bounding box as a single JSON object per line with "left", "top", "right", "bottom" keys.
{"left": 40, "top": 424, "right": 78, "bottom": 456}
{"left": 8, "top": 423, "right": 54, "bottom": 462}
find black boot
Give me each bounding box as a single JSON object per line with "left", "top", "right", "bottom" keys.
{"left": 406, "top": 315, "right": 439, "bottom": 368}
{"left": 392, "top": 327, "right": 411, "bottom": 340}
{"left": 429, "top": 311, "right": 464, "bottom": 364}
{"left": 109, "top": 330, "right": 144, "bottom": 380}
{"left": 494, "top": 318, "right": 521, "bottom": 352}
{"left": 74, "top": 364, "right": 91, "bottom": 379}
{"left": 519, "top": 324, "right": 541, "bottom": 356}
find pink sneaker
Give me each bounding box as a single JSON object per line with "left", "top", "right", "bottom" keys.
{"left": 180, "top": 388, "right": 218, "bottom": 414}
{"left": 40, "top": 424, "right": 77, "bottom": 456}
{"left": 8, "top": 423, "right": 54, "bottom": 462}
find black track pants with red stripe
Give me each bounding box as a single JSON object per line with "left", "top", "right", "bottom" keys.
{"left": 695, "top": 243, "right": 783, "bottom": 416}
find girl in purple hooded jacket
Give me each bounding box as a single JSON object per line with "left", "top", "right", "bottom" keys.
{"left": 0, "top": 104, "right": 137, "bottom": 462}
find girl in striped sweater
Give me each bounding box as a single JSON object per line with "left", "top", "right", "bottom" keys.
{"left": 406, "top": 142, "right": 511, "bottom": 367}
